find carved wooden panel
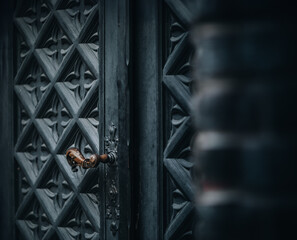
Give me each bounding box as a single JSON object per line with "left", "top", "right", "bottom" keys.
{"left": 14, "top": 1, "right": 101, "bottom": 239}
{"left": 163, "top": 1, "right": 195, "bottom": 239}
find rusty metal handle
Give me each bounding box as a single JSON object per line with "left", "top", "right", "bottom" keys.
{"left": 66, "top": 147, "right": 117, "bottom": 172}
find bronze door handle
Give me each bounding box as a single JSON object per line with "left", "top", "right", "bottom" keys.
{"left": 66, "top": 147, "right": 117, "bottom": 172}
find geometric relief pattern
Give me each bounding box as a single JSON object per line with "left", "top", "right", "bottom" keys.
{"left": 16, "top": 102, "right": 31, "bottom": 137}
{"left": 14, "top": 0, "right": 51, "bottom": 46}
{"left": 35, "top": 18, "right": 72, "bottom": 80}
{"left": 15, "top": 59, "right": 51, "bottom": 115}
{"left": 36, "top": 92, "right": 72, "bottom": 147}
{"left": 58, "top": 203, "right": 100, "bottom": 240}
{"left": 14, "top": 29, "right": 30, "bottom": 71}
{"left": 163, "top": 1, "right": 195, "bottom": 239}
{"left": 62, "top": 57, "right": 96, "bottom": 104}
{"left": 17, "top": 197, "right": 51, "bottom": 240}
{"left": 14, "top": 1, "right": 101, "bottom": 239}
{"left": 15, "top": 127, "right": 51, "bottom": 184}
{"left": 37, "top": 165, "right": 74, "bottom": 221}
{"left": 15, "top": 165, "right": 32, "bottom": 205}
{"left": 55, "top": 53, "right": 98, "bottom": 115}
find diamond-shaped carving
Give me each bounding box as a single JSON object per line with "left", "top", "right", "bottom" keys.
{"left": 164, "top": 158, "right": 193, "bottom": 200}
{"left": 35, "top": 18, "right": 72, "bottom": 80}
{"left": 15, "top": 59, "right": 51, "bottom": 115}
{"left": 16, "top": 101, "right": 31, "bottom": 137}
{"left": 16, "top": 196, "right": 51, "bottom": 240}
{"left": 78, "top": 101, "right": 100, "bottom": 148}
{"left": 15, "top": 0, "right": 51, "bottom": 46}
{"left": 164, "top": 189, "right": 193, "bottom": 240}
{"left": 14, "top": 29, "right": 30, "bottom": 71}
{"left": 15, "top": 126, "right": 52, "bottom": 184}
{"left": 56, "top": 0, "right": 97, "bottom": 41}
{"left": 76, "top": 16, "right": 100, "bottom": 76}
{"left": 163, "top": 8, "right": 195, "bottom": 240}
{"left": 79, "top": 177, "right": 100, "bottom": 231}
{"left": 15, "top": 165, "right": 31, "bottom": 206}
{"left": 170, "top": 21, "right": 186, "bottom": 51}
{"left": 55, "top": 52, "right": 98, "bottom": 115}
{"left": 163, "top": 33, "right": 192, "bottom": 76}
{"left": 80, "top": 11, "right": 99, "bottom": 44}
{"left": 58, "top": 202, "right": 99, "bottom": 240}
{"left": 171, "top": 104, "right": 188, "bottom": 136}
{"left": 35, "top": 91, "right": 72, "bottom": 150}
{"left": 77, "top": 44, "right": 99, "bottom": 76}
{"left": 171, "top": 189, "right": 191, "bottom": 218}
{"left": 36, "top": 165, "right": 74, "bottom": 221}
{"left": 81, "top": 98, "right": 99, "bottom": 126}
{"left": 163, "top": 75, "right": 192, "bottom": 114}
{"left": 164, "top": 117, "right": 192, "bottom": 158}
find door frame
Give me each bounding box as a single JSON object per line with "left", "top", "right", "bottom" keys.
{"left": 130, "top": 0, "right": 164, "bottom": 239}
{"left": 102, "top": 0, "right": 131, "bottom": 239}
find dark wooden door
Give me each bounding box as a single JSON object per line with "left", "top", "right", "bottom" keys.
{"left": 1, "top": 0, "right": 196, "bottom": 239}
{"left": 11, "top": 0, "right": 130, "bottom": 239}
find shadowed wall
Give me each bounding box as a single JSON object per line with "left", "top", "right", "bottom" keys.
{"left": 192, "top": 0, "right": 297, "bottom": 239}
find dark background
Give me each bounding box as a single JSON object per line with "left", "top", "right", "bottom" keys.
{"left": 0, "top": 0, "right": 13, "bottom": 239}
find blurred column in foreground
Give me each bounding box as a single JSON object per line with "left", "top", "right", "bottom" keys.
{"left": 192, "top": 1, "right": 297, "bottom": 239}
